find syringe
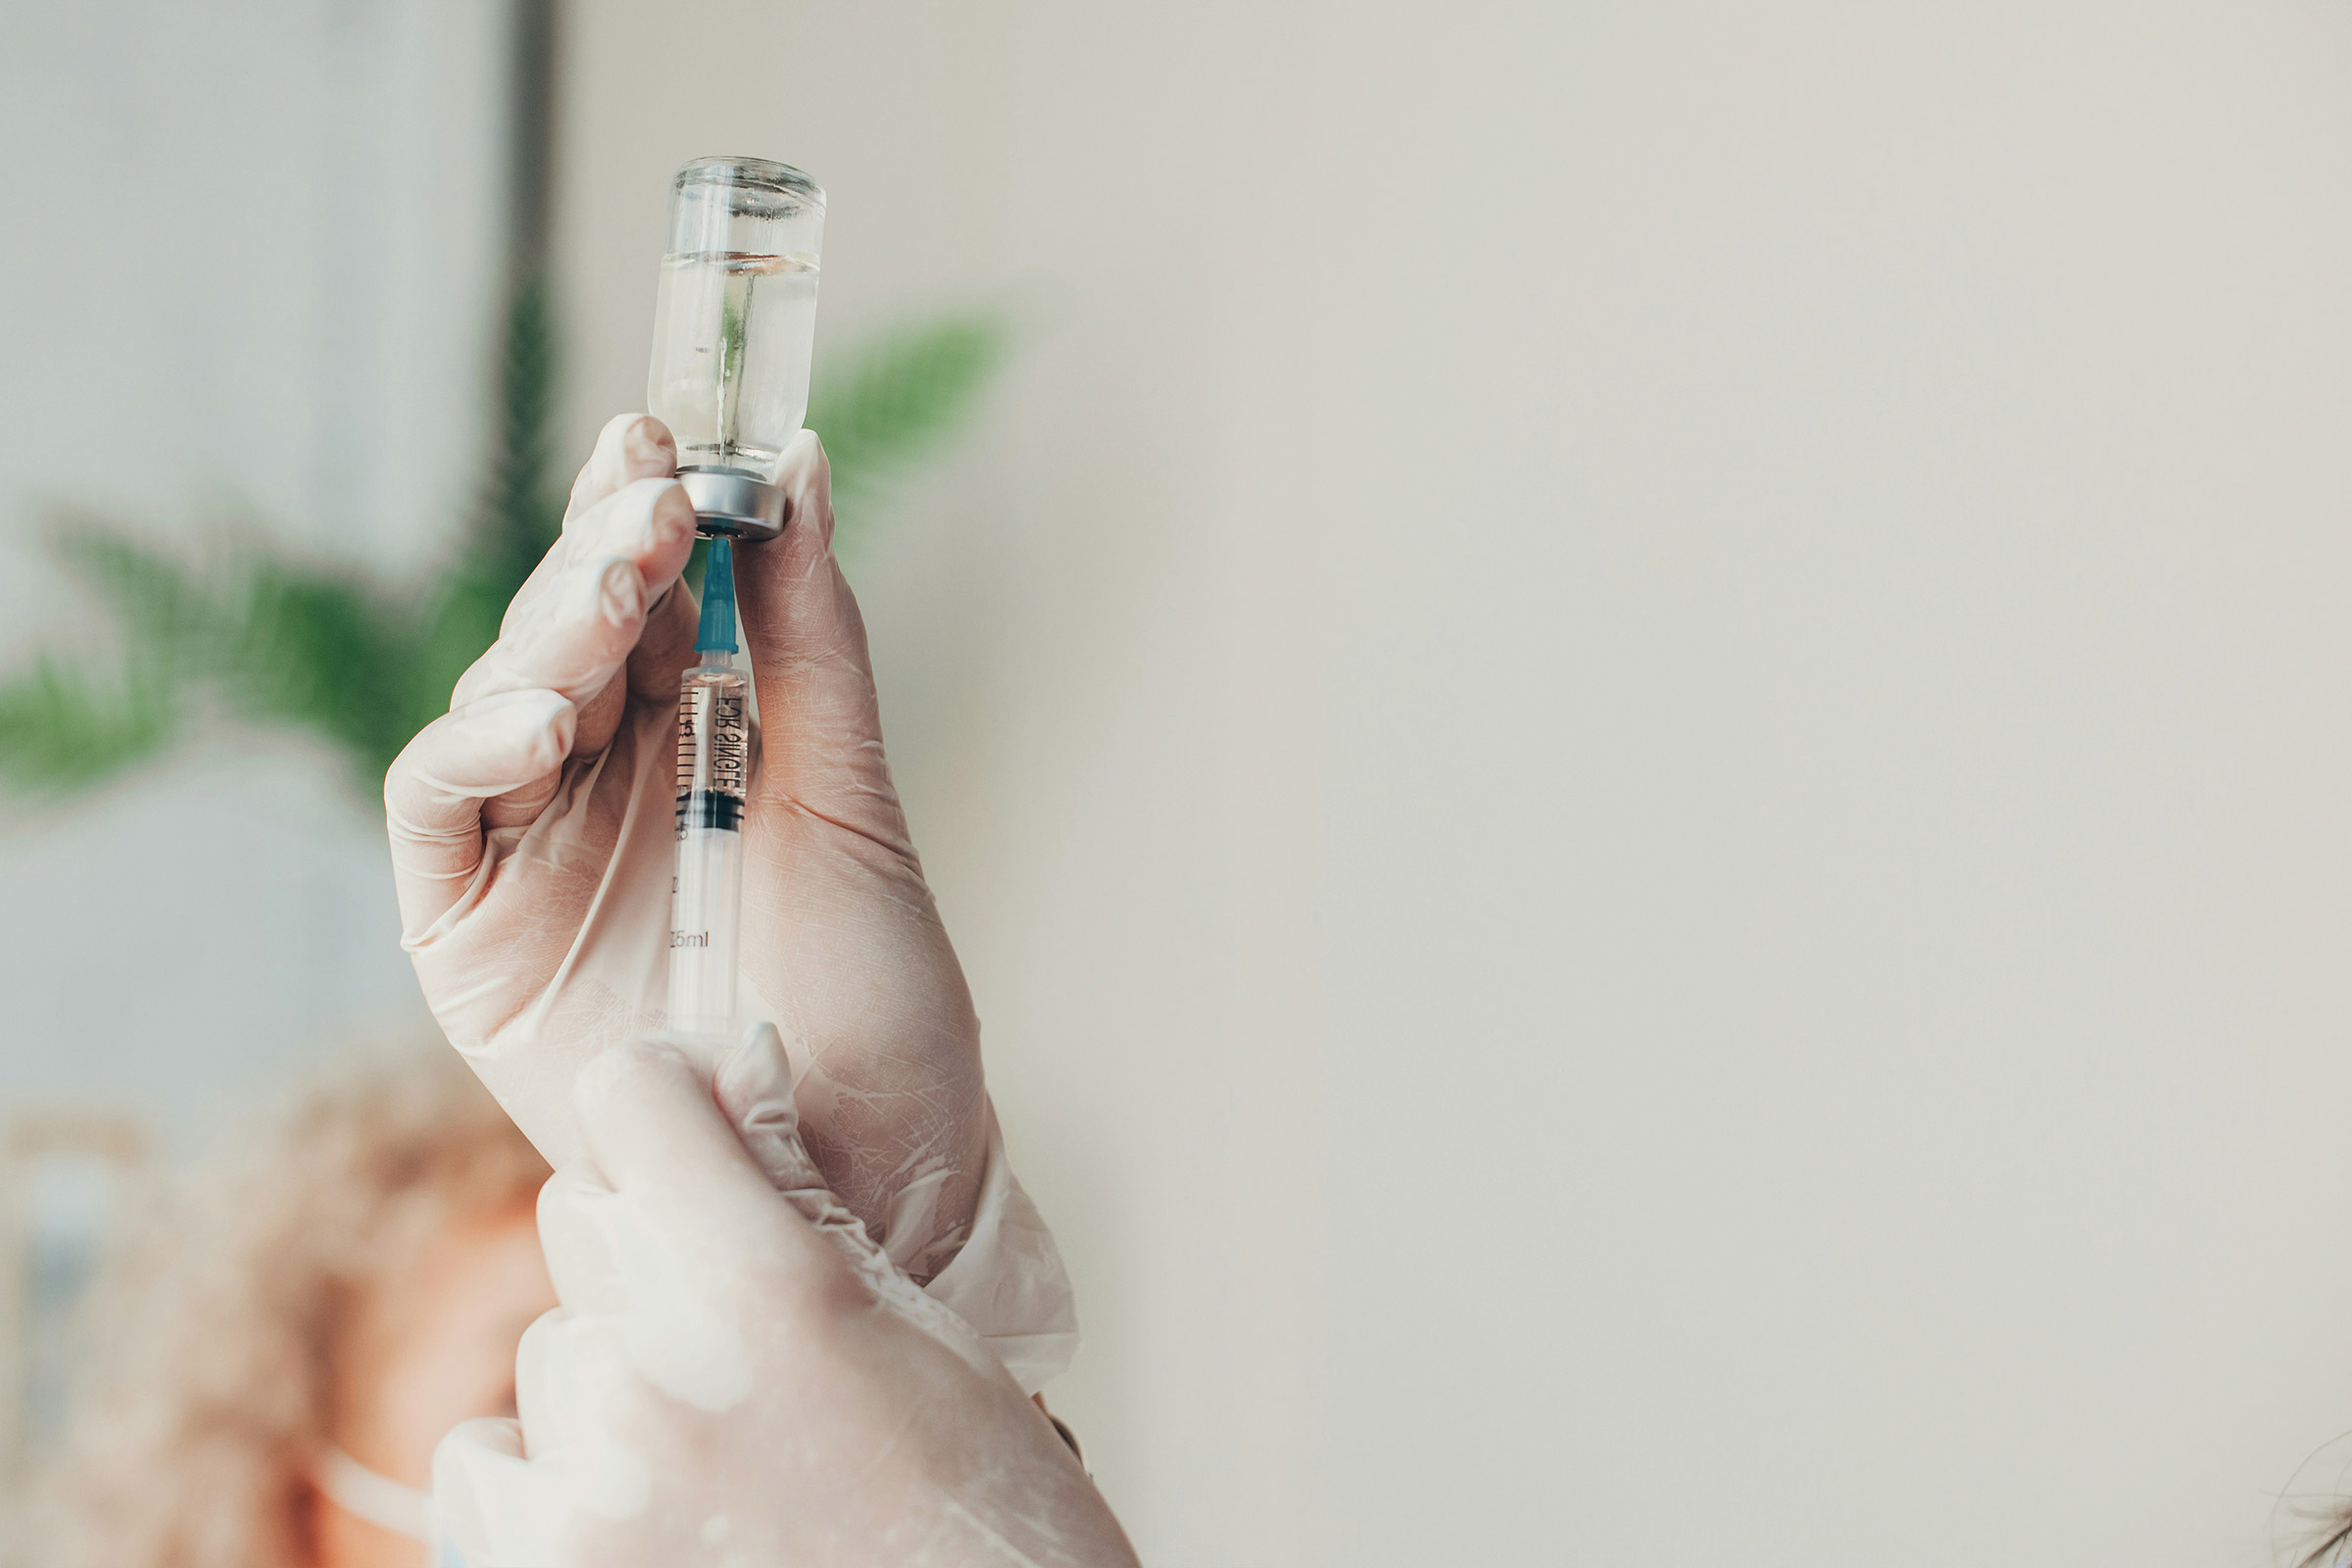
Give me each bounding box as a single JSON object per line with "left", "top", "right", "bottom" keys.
{"left": 667, "top": 538, "right": 751, "bottom": 1039}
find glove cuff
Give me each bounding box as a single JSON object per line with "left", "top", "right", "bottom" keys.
{"left": 920, "top": 1099, "right": 1081, "bottom": 1394}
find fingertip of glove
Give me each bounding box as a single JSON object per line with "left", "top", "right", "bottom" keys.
{"left": 432, "top": 1416, "right": 525, "bottom": 1566}
{"left": 782, "top": 424, "right": 826, "bottom": 468}
{"left": 774, "top": 430, "right": 835, "bottom": 549}
{"left": 614, "top": 472, "right": 693, "bottom": 521}
{"left": 421, "top": 688, "right": 575, "bottom": 782}
{"left": 718, "top": 1019, "right": 788, "bottom": 1080}
{"left": 504, "top": 689, "right": 578, "bottom": 771}
{"left": 593, "top": 410, "right": 656, "bottom": 449}
{"left": 431, "top": 1413, "right": 523, "bottom": 1510}
{"left": 438, "top": 1413, "right": 526, "bottom": 1465}
{"left": 581, "top": 413, "right": 677, "bottom": 489}
{"left": 620, "top": 413, "right": 677, "bottom": 471}
{"left": 714, "top": 1021, "right": 796, "bottom": 1127}
{"left": 631, "top": 470, "right": 695, "bottom": 516}
{"left": 572, "top": 471, "right": 692, "bottom": 549}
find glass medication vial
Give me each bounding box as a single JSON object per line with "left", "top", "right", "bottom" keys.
{"left": 647, "top": 155, "right": 826, "bottom": 540}
{"left": 667, "top": 538, "right": 752, "bottom": 1038}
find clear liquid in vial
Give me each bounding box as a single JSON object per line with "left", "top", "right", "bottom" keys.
{"left": 648, "top": 251, "right": 819, "bottom": 482}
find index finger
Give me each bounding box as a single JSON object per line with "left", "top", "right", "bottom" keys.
{"left": 498, "top": 415, "right": 683, "bottom": 636}
{"left": 568, "top": 413, "right": 678, "bottom": 524}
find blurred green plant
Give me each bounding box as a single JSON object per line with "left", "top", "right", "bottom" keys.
{"left": 0, "top": 283, "right": 1006, "bottom": 802}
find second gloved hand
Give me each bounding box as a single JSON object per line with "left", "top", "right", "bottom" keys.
{"left": 434, "top": 1028, "right": 1137, "bottom": 1568}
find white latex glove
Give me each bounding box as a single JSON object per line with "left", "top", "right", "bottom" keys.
{"left": 434, "top": 1028, "right": 1137, "bottom": 1568}
{"left": 385, "top": 416, "right": 1073, "bottom": 1386}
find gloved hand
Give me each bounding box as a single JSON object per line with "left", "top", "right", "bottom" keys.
{"left": 385, "top": 416, "right": 1068, "bottom": 1380}
{"left": 433, "top": 1029, "right": 1137, "bottom": 1568}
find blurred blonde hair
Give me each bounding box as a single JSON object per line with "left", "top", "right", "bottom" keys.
{"left": 36, "top": 1045, "right": 548, "bottom": 1568}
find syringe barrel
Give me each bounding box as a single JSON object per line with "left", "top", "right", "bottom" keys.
{"left": 668, "top": 661, "right": 751, "bottom": 1038}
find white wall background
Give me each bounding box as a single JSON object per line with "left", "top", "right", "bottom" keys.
{"left": 2, "top": 1, "right": 2349, "bottom": 1563}
{"left": 0, "top": 0, "right": 508, "bottom": 1141}
{"left": 558, "top": 2, "right": 2352, "bottom": 1564}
